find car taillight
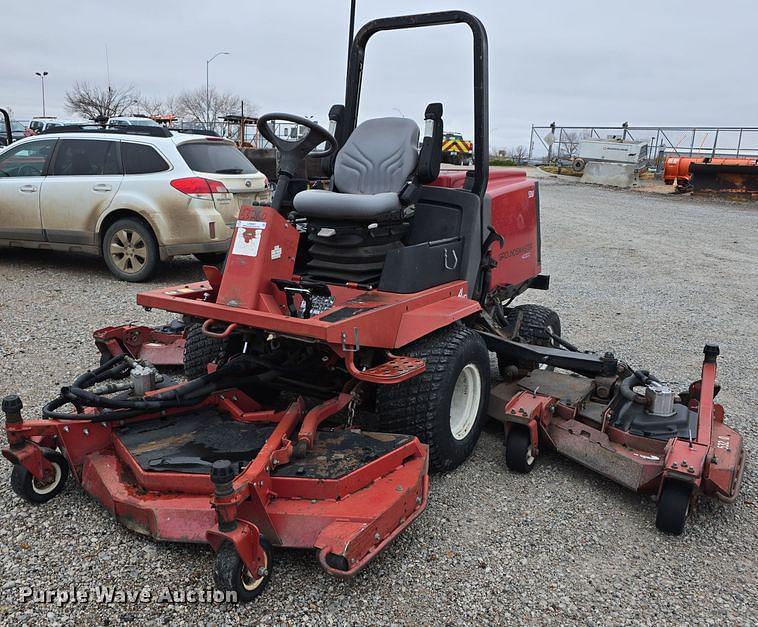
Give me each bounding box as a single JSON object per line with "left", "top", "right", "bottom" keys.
{"left": 206, "top": 179, "right": 228, "bottom": 193}
{"left": 171, "top": 177, "right": 228, "bottom": 198}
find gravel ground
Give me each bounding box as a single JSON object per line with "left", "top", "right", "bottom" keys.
{"left": 0, "top": 179, "right": 756, "bottom": 626}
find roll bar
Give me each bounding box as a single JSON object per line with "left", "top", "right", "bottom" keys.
{"left": 1, "top": 108, "right": 11, "bottom": 146}
{"left": 342, "top": 10, "right": 489, "bottom": 201}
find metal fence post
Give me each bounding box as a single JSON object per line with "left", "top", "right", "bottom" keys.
{"left": 711, "top": 129, "right": 720, "bottom": 159}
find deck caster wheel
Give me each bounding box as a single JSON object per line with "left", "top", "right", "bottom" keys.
{"left": 505, "top": 425, "right": 535, "bottom": 473}
{"left": 10, "top": 448, "right": 69, "bottom": 504}
{"left": 656, "top": 480, "right": 693, "bottom": 535}
{"left": 213, "top": 539, "right": 272, "bottom": 602}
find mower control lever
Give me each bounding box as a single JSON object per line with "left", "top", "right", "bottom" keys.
{"left": 482, "top": 225, "right": 504, "bottom": 253}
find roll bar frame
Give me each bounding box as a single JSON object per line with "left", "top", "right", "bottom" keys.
{"left": 341, "top": 10, "right": 489, "bottom": 202}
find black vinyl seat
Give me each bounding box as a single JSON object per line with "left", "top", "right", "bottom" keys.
{"left": 292, "top": 105, "right": 446, "bottom": 287}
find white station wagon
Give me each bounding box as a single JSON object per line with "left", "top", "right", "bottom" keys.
{"left": 0, "top": 126, "right": 268, "bottom": 280}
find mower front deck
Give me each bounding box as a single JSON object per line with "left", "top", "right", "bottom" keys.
{"left": 5, "top": 392, "right": 429, "bottom": 578}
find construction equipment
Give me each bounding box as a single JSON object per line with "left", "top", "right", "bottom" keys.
{"left": 441, "top": 131, "right": 473, "bottom": 165}
{"left": 664, "top": 156, "right": 758, "bottom": 197}
{"left": 572, "top": 137, "right": 648, "bottom": 172}
{"left": 2, "top": 9, "right": 744, "bottom": 603}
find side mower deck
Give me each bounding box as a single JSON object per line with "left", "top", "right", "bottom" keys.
{"left": 489, "top": 346, "right": 744, "bottom": 530}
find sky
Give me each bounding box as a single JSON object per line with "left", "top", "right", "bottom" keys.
{"left": 2, "top": 0, "right": 756, "bottom": 150}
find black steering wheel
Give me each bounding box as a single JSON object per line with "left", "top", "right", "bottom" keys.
{"left": 257, "top": 112, "right": 337, "bottom": 173}
{"left": 257, "top": 113, "right": 338, "bottom": 212}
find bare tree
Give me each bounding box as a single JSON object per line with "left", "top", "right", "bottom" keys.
{"left": 508, "top": 145, "right": 528, "bottom": 164}
{"left": 175, "top": 86, "right": 250, "bottom": 130}
{"left": 64, "top": 82, "right": 139, "bottom": 120}
{"left": 138, "top": 96, "right": 166, "bottom": 117}
{"left": 559, "top": 130, "right": 592, "bottom": 159}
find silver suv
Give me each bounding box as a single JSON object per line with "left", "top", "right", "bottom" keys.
{"left": 0, "top": 127, "right": 268, "bottom": 280}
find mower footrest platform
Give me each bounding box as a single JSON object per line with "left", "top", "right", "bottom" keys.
{"left": 352, "top": 355, "right": 426, "bottom": 383}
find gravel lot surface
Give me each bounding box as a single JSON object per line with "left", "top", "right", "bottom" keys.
{"left": 1, "top": 177, "right": 756, "bottom": 626}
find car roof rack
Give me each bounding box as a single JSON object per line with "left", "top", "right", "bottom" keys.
{"left": 171, "top": 128, "right": 221, "bottom": 137}
{"left": 39, "top": 125, "right": 173, "bottom": 138}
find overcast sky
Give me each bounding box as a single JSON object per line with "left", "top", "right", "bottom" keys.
{"left": 2, "top": 0, "right": 756, "bottom": 149}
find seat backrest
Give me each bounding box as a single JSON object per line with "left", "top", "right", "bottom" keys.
{"left": 334, "top": 117, "right": 419, "bottom": 195}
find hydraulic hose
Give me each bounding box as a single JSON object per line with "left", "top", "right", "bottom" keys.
{"left": 42, "top": 354, "right": 280, "bottom": 421}
{"left": 619, "top": 369, "right": 660, "bottom": 405}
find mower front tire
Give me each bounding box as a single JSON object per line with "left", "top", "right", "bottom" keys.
{"left": 183, "top": 323, "right": 225, "bottom": 380}
{"left": 376, "top": 324, "right": 490, "bottom": 472}
{"left": 213, "top": 539, "right": 272, "bottom": 602}
{"left": 10, "top": 448, "right": 69, "bottom": 504}
{"left": 656, "top": 480, "right": 692, "bottom": 535}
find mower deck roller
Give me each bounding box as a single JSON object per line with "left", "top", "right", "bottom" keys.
{"left": 1, "top": 8, "right": 745, "bottom": 601}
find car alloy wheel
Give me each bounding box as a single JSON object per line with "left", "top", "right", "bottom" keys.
{"left": 110, "top": 228, "right": 147, "bottom": 274}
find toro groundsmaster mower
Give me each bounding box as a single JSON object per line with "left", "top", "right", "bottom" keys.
{"left": 2, "top": 10, "right": 744, "bottom": 601}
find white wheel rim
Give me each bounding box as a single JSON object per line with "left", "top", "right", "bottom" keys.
{"left": 241, "top": 550, "right": 268, "bottom": 591}
{"left": 32, "top": 462, "right": 62, "bottom": 495}
{"left": 449, "top": 363, "right": 482, "bottom": 441}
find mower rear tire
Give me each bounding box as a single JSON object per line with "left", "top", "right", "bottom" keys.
{"left": 10, "top": 448, "right": 69, "bottom": 504}
{"left": 183, "top": 323, "right": 225, "bottom": 380}
{"left": 375, "top": 324, "right": 490, "bottom": 472}
{"left": 213, "top": 539, "right": 272, "bottom": 602}
{"left": 102, "top": 217, "right": 159, "bottom": 282}
{"left": 497, "top": 304, "right": 561, "bottom": 377}
{"left": 656, "top": 480, "right": 692, "bottom": 535}
{"left": 505, "top": 425, "right": 535, "bottom": 473}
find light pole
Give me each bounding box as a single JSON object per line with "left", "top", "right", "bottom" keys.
{"left": 35, "top": 71, "right": 48, "bottom": 117}
{"left": 206, "top": 52, "right": 229, "bottom": 129}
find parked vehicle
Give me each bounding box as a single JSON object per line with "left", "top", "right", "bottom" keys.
{"left": 12, "top": 120, "right": 30, "bottom": 140}
{"left": 441, "top": 131, "right": 473, "bottom": 165}
{"left": 0, "top": 126, "right": 269, "bottom": 281}
{"left": 0, "top": 120, "right": 31, "bottom": 146}
{"left": 27, "top": 118, "right": 91, "bottom": 134}
{"left": 107, "top": 117, "right": 161, "bottom": 127}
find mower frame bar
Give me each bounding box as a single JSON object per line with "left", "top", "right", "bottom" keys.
{"left": 343, "top": 10, "right": 489, "bottom": 201}
{"left": 478, "top": 331, "right": 617, "bottom": 377}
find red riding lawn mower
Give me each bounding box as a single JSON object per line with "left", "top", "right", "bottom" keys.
{"left": 2, "top": 11, "right": 745, "bottom": 601}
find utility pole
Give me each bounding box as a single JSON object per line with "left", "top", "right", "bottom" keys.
{"left": 35, "top": 71, "right": 48, "bottom": 117}
{"left": 206, "top": 51, "right": 230, "bottom": 130}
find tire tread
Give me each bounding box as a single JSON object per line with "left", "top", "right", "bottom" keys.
{"left": 375, "top": 324, "right": 489, "bottom": 472}
{"left": 183, "top": 323, "right": 224, "bottom": 379}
